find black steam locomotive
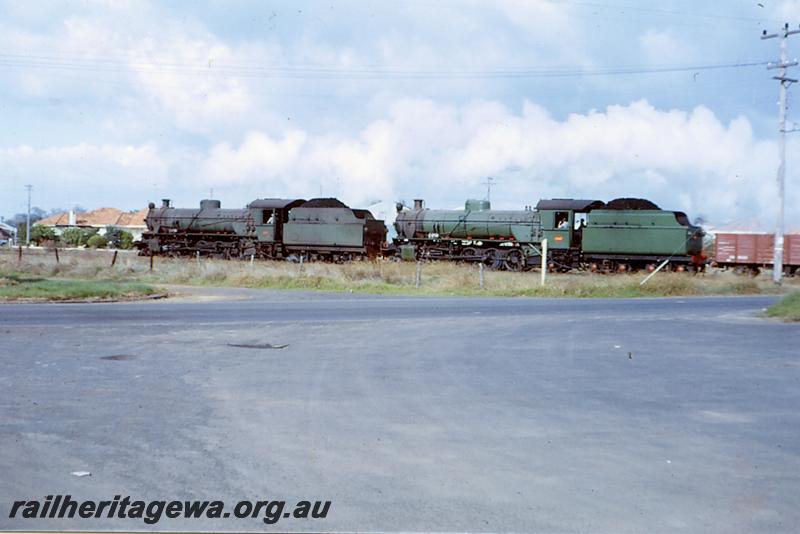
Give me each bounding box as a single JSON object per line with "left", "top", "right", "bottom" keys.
{"left": 137, "top": 198, "right": 386, "bottom": 260}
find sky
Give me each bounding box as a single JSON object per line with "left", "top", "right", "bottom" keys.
{"left": 1, "top": 0, "right": 800, "bottom": 229}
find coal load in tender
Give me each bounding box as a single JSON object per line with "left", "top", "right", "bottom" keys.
{"left": 605, "top": 198, "right": 661, "bottom": 210}
{"left": 301, "top": 198, "right": 349, "bottom": 208}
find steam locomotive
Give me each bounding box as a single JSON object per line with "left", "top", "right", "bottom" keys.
{"left": 393, "top": 197, "right": 705, "bottom": 271}
{"left": 136, "top": 197, "right": 386, "bottom": 260}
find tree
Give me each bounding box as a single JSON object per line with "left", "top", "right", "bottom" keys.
{"left": 52, "top": 205, "right": 87, "bottom": 214}
{"left": 7, "top": 207, "right": 47, "bottom": 227}
{"left": 16, "top": 223, "right": 27, "bottom": 244}
{"left": 9, "top": 207, "right": 48, "bottom": 243}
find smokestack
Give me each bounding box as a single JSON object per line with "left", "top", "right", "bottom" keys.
{"left": 413, "top": 199, "right": 424, "bottom": 210}
{"left": 162, "top": 199, "right": 171, "bottom": 208}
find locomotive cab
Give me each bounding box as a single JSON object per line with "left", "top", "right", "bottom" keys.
{"left": 247, "top": 198, "right": 305, "bottom": 245}
{"left": 536, "top": 199, "right": 604, "bottom": 250}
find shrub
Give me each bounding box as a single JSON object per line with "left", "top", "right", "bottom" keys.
{"left": 86, "top": 234, "right": 108, "bottom": 248}
{"left": 61, "top": 227, "right": 86, "bottom": 247}
{"left": 30, "top": 225, "right": 57, "bottom": 245}
{"left": 120, "top": 231, "right": 134, "bottom": 249}
{"left": 105, "top": 227, "right": 134, "bottom": 249}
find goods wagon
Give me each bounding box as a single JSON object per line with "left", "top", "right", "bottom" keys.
{"left": 713, "top": 232, "right": 800, "bottom": 275}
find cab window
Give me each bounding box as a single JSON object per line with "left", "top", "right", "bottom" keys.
{"left": 555, "top": 211, "right": 569, "bottom": 229}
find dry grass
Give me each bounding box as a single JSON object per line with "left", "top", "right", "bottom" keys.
{"left": 1, "top": 247, "right": 796, "bottom": 298}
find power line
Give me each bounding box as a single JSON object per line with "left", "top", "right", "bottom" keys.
{"left": 403, "top": 0, "right": 782, "bottom": 29}
{"left": 548, "top": 0, "right": 782, "bottom": 24}
{"left": 0, "top": 52, "right": 770, "bottom": 79}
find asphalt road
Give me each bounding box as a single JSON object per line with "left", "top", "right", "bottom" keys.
{"left": 1, "top": 289, "right": 798, "bottom": 533}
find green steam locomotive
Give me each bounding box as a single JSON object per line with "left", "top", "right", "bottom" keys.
{"left": 393, "top": 197, "right": 705, "bottom": 272}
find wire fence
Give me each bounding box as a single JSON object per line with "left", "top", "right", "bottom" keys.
{"left": 0, "top": 246, "right": 543, "bottom": 291}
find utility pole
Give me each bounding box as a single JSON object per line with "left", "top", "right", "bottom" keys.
{"left": 762, "top": 23, "right": 799, "bottom": 285}
{"left": 24, "top": 184, "right": 32, "bottom": 246}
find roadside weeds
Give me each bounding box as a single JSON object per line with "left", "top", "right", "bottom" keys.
{"left": 2, "top": 248, "right": 797, "bottom": 300}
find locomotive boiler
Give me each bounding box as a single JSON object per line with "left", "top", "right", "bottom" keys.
{"left": 394, "top": 199, "right": 542, "bottom": 270}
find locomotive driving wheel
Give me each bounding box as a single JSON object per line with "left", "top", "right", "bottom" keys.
{"left": 504, "top": 250, "right": 524, "bottom": 272}
{"left": 461, "top": 247, "right": 479, "bottom": 262}
{"left": 482, "top": 248, "right": 503, "bottom": 270}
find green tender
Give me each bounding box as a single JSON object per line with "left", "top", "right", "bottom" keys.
{"left": 283, "top": 207, "right": 365, "bottom": 248}
{"left": 581, "top": 210, "right": 695, "bottom": 255}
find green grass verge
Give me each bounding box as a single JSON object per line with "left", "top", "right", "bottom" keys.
{"left": 0, "top": 275, "right": 158, "bottom": 301}
{"left": 765, "top": 292, "right": 800, "bottom": 321}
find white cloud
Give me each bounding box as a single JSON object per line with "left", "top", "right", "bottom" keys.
{"left": 204, "top": 130, "right": 306, "bottom": 182}
{"left": 2, "top": 91, "right": 793, "bottom": 230}
{"left": 1, "top": 1, "right": 795, "bottom": 232}
{"left": 197, "top": 98, "right": 797, "bottom": 229}
{"left": 640, "top": 29, "right": 695, "bottom": 65}
{"left": 776, "top": 1, "right": 800, "bottom": 20}
{"left": 0, "top": 142, "right": 170, "bottom": 210}
{"left": 0, "top": 9, "right": 283, "bottom": 137}
{"left": 492, "top": 0, "right": 577, "bottom": 41}
{"left": 128, "top": 33, "right": 267, "bottom": 135}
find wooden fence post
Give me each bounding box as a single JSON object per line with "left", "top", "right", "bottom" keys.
{"left": 479, "top": 262, "right": 485, "bottom": 290}
{"left": 17, "top": 245, "right": 22, "bottom": 262}
{"left": 111, "top": 250, "right": 118, "bottom": 267}
{"left": 54, "top": 248, "right": 59, "bottom": 264}
{"left": 415, "top": 260, "right": 422, "bottom": 288}
{"left": 149, "top": 254, "right": 154, "bottom": 272}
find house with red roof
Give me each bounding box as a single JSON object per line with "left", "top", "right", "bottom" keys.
{"left": 37, "top": 207, "right": 149, "bottom": 240}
